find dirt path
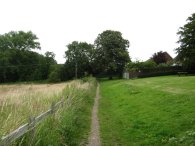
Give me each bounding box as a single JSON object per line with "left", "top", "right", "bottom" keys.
{"left": 87, "top": 84, "right": 101, "bottom": 146}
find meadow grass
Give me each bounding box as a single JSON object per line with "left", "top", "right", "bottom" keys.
{"left": 0, "top": 82, "right": 68, "bottom": 137}
{"left": 99, "top": 76, "right": 195, "bottom": 146}
{"left": 0, "top": 77, "right": 97, "bottom": 146}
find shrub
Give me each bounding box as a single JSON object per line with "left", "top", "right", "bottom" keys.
{"left": 48, "top": 64, "right": 64, "bottom": 83}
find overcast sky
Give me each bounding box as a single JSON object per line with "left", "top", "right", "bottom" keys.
{"left": 0, "top": 0, "right": 195, "bottom": 63}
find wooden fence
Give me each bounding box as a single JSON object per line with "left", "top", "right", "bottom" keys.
{"left": 0, "top": 96, "right": 66, "bottom": 146}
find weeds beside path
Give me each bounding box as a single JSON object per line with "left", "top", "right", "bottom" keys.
{"left": 87, "top": 84, "right": 100, "bottom": 146}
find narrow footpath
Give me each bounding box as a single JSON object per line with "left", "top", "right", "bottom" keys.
{"left": 87, "top": 84, "right": 101, "bottom": 146}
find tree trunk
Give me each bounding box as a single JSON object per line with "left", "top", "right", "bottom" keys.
{"left": 75, "top": 62, "right": 78, "bottom": 79}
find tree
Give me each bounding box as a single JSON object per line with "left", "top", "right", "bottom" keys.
{"left": 65, "top": 41, "right": 94, "bottom": 79}
{"left": 0, "top": 31, "right": 40, "bottom": 51}
{"left": 48, "top": 64, "right": 64, "bottom": 82}
{"left": 0, "top": 31, "right": 42, "bottom": 82}
{"left": 151, "top": 51, "right": 172, "bottom": 65}
{"left": 176, "top": 13, "right": 195, "bottom": 68}
{"left": 45, "top": 51, "right": 57, "bottom": 65}
{"left": 43, "top": 51, "right": 57, "bottom": 79}
{"left": 94, "top": 30, "right": 130, "bottom": 79}
{"left": 0, "top": 31, "right": 56, "bottom": 82}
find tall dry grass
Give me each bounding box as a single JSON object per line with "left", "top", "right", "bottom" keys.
{"left": 13, "top": 77, "right": 97, "bottom": 146}
{"left": 0, "top": 82, "right": 71, "bottom": 137}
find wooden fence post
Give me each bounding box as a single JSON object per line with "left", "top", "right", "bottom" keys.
{"left": 61, "top": 96, "right": 65, "bottom": 107}
{"left": 0, "top": 97, "right": 66, "bottom": 146}
{"left": 51, "top": 102, "right": 55, "bottom": 114}
{"left": 50, "top": 102, "right": 56, "bottom": 119}
{"left": 66, "top": 96, "right": 70, "bottom": 107}
{"left": 28, "top": 116, "right": 36, "bottom": 145}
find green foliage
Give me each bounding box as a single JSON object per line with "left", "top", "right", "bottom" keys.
{"left": 59, "top": 78, "right": 97, "bottom": 146}
{"left": 0, "top": 31, "right": 40, "bottom": 51}
{"left": 48, "top": 71, "right": 61, "bottom": 83}
{"left": 94, "top": 30, "right": 130, "bottom": 79}
{"left": 125, "top": 60, "right": 181, "bottom": 78}
{"left": 126, "top": 60, "right": 157, "bottom": 71}
{"left": 0, "top": 31, "right": 56, "bottom": 83}
{"left": 157, "top": 63, "right": 169, "bottom": 68}
{"left": 65, "top": 41, "right": 94, "bottom": 79}
{"left": 45, "top": 51, "right": 57, "bottom": 64}
{"left": 99, "top": 76, "right": 195, "bottom": 145}
{"left": 167, "top": 130, "right": 195, "bottom": 145}
{"left": 176, "top": 13, "right": 195, "bottom": 68}
{"left": 48, "top": 64, "right": 64, "bottom": 83}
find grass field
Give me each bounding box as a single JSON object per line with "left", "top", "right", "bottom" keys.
{"left": 99, "top": 76, "right": 195, "bottom": 146}
{"left": 0, "top": 77, "right": 97, "bottom": 145}
{"left": 0, "top": 82, "right": 68, "bottom": 137}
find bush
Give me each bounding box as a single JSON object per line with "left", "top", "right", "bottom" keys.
{"left": 48, "top": 64, "right": 64, "bottom": 83}
{"left": 126, "top": 60, "right": 157, "bottom": 71}
{"left": 48, "top": 71, "right": 61, "bottom": 82}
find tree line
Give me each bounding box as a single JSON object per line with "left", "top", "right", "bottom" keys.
{"left": 0, "top": 31, "right": 56, "bottom": 83}
{"left": 0, "top": 30, "right": 130, "bottom": 83}
{"left": 64, "top": 30, "right": 130, "bottom": 80}
{"left": 0, "top": 13, "right": 194, "bottom": 83}
{"left": 53, "top": 12, "right": 195, "bottom": 80}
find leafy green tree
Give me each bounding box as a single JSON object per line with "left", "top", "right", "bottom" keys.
{"left": 45, "top": 51, "right": 56, "bottom": 61}
{"left": 0, "top": 31, "right": 40, "bottom": 51}
{"left": 44, "top": 51, "right": 57, "bottom": 78}
{"left": 65, "top": 41, "right": 94, "bottom": 78}
{"left": 0, "top": 50, "right": 15, "bottom": 82}
{"left": 94, "top": 30, "right": 130, "bottom": 79}
{"left": 176, "top": 13, "right": 195, "bottom": 68}
{"left": 0, "top": 31, "right": 41, "bottom": 82}
{"left": 48, "top": 64, "right": 64, "bottom": 82}
{"left": 0, "top": 31, "right": 56, "bottom": 82}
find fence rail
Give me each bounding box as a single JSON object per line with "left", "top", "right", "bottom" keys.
{"left": 0, "top": 97, "right": 65, "bottom": 146}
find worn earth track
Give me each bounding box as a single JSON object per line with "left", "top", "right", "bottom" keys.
{"left": 87, "top": 84, "right": 101, "bottom": 146}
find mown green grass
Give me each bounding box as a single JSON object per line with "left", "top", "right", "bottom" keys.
{"left": 99, "top": 76, "right": 195, "bottom": 146}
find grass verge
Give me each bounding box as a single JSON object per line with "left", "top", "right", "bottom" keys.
{"left": 99, "top": 76, "right": 195, "bottom": 146}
